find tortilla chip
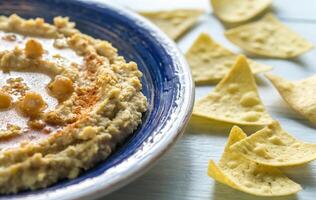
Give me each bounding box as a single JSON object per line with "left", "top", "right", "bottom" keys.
{"left": 208, "top": 126, "right": 302, "bottom": 196}
{"left": 193, "top": 55, "right": 272, "bottom": 125}
{"left": 225, "top": 14, "right": 313, "bottom": 58}
{"left": 230, "top": 121, "right": 316, "bottom": 166}
{"left": 266, "top": 73, "right": 316, "bottom": 125}
{"left": 139, "top": 10, "right": 203, "bottom": 40}
{"left": 185, "top": 33, "right": 271, "bottom": 84}
{"left": 211, "top": 0, "right": 272, "bottom": 23}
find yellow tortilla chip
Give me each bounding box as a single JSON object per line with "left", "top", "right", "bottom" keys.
{"left": 266, "top": 73, "right": 316, "bottom": 125}
{"left": 225, "top": 14, "right": 314, "bottom": 58}
{"left": 185, "top": 33, "right": 271, "bottom": 84}
{"left": 139, "top": 10, "right": 203, "bottom": 40}
{"left": 193, "top": 55, "right": 272, "bottom": 125}
{"left": 211, "top": 0, "right": 272, "bottom": 23}
{"left": 230, "top": 121, "right": 316, "bottom": 166}
{"left": 208, "top": 126, "right": 302, "bottom": 196}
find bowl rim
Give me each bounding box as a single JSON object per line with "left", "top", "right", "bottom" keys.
{"left": 7, "top": 1, "right": 194, "bottom": 199}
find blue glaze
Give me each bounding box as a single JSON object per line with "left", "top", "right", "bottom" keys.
{"left": 0, "top": 1, "right": 194, "bottom": 199}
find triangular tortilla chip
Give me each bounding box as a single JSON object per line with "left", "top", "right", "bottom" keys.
{"left": 266, "top": 73, "right": 316, "bottom": 124}
{"left": 185, "top": 33, "right": 271, "bottom": 84}
{"left": 139, "top": 10, "right": 203, "bottom": 40}
{"left": 193, "top": 55, "right": 272, "bottom": 125}
{"left": 225, "top": 14, "right": 313, "bottom": 58}
{"left": 231, "top": 121, "right": 316, "bottom": 166}
{"left": 208, "top": 126, "right": 302, "bottom": 196}
{"left": 211, "top": 0, "right": 272, "bottom": 23}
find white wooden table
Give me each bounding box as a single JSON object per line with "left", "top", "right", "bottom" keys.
{"left": 101, "top": 0, "right": 316, "bottom": 199}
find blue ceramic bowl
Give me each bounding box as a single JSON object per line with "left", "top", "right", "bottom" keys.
{"left": 0, "top": 0, "right": 194, "bottom": 199}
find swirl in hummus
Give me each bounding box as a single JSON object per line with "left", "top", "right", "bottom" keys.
{"left": 0, "top": 14, "right": 147, "bottom": 193}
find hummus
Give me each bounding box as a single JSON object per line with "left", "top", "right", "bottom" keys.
{"left": 0, "top": 14, "right": 147, "bottom": 193}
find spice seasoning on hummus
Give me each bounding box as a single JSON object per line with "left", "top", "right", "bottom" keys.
{"left": 0, "top": 14, "right": 147, "bottom": 193}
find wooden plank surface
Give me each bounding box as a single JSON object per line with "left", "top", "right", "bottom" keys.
{"left": 100, "top": 0, "right": 316, "bottom": 199}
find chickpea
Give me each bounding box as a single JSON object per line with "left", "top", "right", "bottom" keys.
{"left": 24, "top": 39, "right": 44, "bottom": 58}
{"left": 0, "top": 91, "right": 12, "bottom": 109}
{"left": 48, "top": 75, "right": 74, "bottom": 100}
{"left": 27, "top": 119, "right": 46, "bottom": 130}
{"left": 18, "top": 92, "right": 46, "bottom": 117}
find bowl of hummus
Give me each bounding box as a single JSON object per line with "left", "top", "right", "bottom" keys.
{"left": 0, "top": 0, "right": 194, "bottom": 199}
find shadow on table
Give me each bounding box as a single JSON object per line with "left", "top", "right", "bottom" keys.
{"left": 266, "top": 98, "right": 316, "bottom": 129}
{"left": 212, "top": 182, "right": 298, "bottom": 200}
{"left": 211, "top": 162, "right": 315, "bottom": 200}
{"left": 220, "top": 6, "right": 273, "bottom": 29}
{"left": 283, "top": 164, "right": 316, "bottom": 187}
{"left": 103, "top": 134, "right": 194, "bottom": 200}
{"left": 187, "top": 115, "right": 263, "bottom": 136}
